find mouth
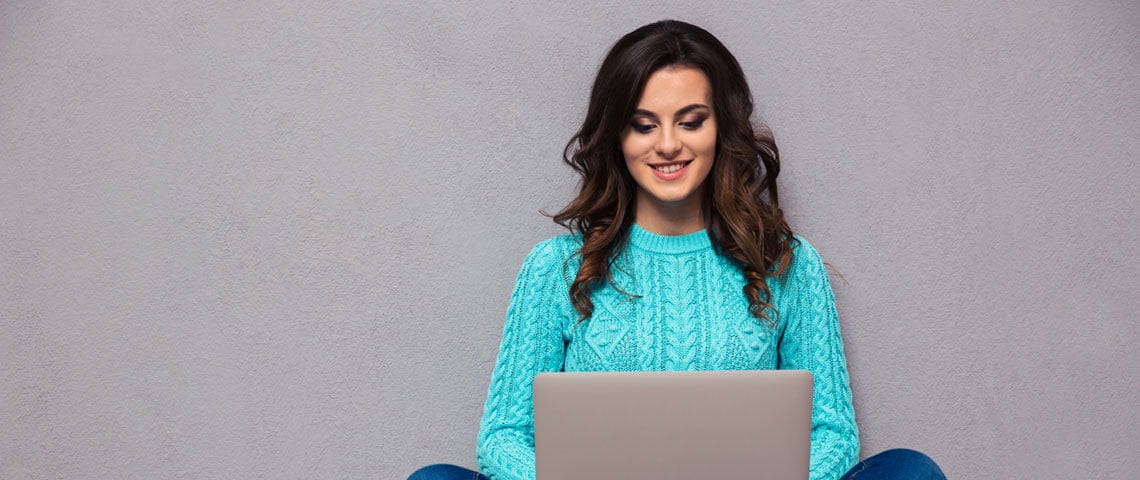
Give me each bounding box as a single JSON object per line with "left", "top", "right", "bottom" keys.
{"left": 648, "top": 159, "right": 693, "bottom": 173}
{"left": 648, "top": 159, "right": 694, "bottom": 180}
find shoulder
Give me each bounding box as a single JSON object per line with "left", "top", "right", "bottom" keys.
{"left": 789, "top": 233, "right": 823, "bottom": 267}
{"left": 525, "top": 231, "right": 581, "bottom": 263}
{"left": 519, "top": 231, "right": 583, "bottom": 286}
{"left": 531, "top": 231, "right": 582, "bottom": 257}
{"left": 784, "top": 233, "right": 828, "bottom": 284}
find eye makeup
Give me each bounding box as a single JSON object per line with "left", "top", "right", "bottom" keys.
{"left": 632, "top": 103, "right": 710, "bottom": 120}
{"left": 630, "top": 114, "right": 708, "bottom": 134}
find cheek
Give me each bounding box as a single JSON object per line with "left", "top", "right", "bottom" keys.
{"left": 695, "top": 132, "right": 717, "bottom": 178}
{"left": 698, "top": 127, "right": 717, "bottom": 155}
{"left": 622, "top": 137, "right": 652, "bottom": 164}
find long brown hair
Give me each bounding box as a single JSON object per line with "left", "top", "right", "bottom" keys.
{"left": 541, "top": 19, "right": 800, "bottom": 331}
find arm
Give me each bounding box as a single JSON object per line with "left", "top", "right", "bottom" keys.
{"left": 475, "top": 239, "right": 568, "bottom": 480}
{"left": 777, "top": 236, "right": 860, "bottom": 480}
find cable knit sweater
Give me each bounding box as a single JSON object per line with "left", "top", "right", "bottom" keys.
{"left": 475, "top": 223, "right": 860, "bottom": 480}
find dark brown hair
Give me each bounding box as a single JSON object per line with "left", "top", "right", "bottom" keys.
{"left": 541, "top": 19, "right": 800, "bottom": 330}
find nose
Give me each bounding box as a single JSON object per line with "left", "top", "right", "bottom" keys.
{"left": 655, "top": 124, "right": 683, "bottom": 158}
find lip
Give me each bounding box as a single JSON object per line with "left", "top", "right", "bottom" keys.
{"left": 649, "top": 160, "right": 693, "bottom": 181}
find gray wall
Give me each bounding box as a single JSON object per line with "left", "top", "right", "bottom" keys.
{"left": 2, "top": 1, "right": 1137, "bottom": 478}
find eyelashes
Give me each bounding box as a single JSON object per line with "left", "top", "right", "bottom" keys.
{"left": 631, "top": 118, "right": 706, "bottom": 134}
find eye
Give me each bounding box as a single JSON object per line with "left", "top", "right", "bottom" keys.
{"left": 632, "top": 124, "right": 654, "bottom": 134}
{"left": 629, "top": 118, "right": 706, "bottom": 134}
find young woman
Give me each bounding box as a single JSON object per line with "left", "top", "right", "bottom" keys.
{"left": 410, "top": 19, "right": 947, "bottom": 480}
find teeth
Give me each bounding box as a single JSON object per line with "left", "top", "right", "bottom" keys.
{"left": 653, "top": 162, "right": 688, "bottom": 173}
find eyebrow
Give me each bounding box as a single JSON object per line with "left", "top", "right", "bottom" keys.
{"left": 632, "top": 103, "right": 710, "bottom": 120}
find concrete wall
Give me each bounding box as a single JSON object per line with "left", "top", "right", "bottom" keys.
{"left": 2, "top": 1, "right": 1136, "bottom": 478}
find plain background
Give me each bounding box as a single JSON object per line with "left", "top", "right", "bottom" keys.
{"left": 2, "top": 1, "right": 1137, "bottom": 479}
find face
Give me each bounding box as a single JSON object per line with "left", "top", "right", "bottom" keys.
{"left": 620, "top": 65, "right": 717, "bottom": 211}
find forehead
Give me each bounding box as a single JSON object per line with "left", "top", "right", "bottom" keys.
{"left": 637, "top": 66, "right": 712, "bottom": 112}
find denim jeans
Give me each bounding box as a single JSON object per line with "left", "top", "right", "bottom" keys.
{"left": 407, "top": 447, "right": 947, "bottom": 479}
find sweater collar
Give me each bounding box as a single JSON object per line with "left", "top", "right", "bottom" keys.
{"left": 628, "top": 222, "right": 713, "bottom": 254}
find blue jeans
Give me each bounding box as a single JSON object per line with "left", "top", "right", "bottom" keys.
{"left": 408, "top": 447, "right": 947, "bottom": 479}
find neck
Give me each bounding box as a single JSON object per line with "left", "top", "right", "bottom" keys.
{"left": 633, "top": 189, "right": 707, "bottom": 236}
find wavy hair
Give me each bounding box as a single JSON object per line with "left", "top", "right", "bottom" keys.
{"left": 540, "top": 19, "right": 803, "bottom": 331}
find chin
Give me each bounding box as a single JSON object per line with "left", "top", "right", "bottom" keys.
{"left": 647, "top": 188, "right": 696, "bottom": 204}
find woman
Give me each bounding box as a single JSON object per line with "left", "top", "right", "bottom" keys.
{"left": 410, "top": 19, "right": 947, "bottom": 480}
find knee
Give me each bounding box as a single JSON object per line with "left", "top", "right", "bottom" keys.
{"left": 872, "top": 448, "right": 946, "bottom": 479}
{"left": 407, "top": 463, "right": 464, "bottom": 480}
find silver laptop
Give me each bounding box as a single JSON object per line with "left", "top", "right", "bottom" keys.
{"left": 533, "top": 369, "right": 813, "bottom": 480}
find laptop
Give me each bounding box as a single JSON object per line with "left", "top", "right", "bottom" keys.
{"left": 533, "top": 369, "right": 813, "bottom": 480}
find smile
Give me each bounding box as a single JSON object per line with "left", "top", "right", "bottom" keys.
{"left": 649, "top": 160, "right": 693, "bottom": 180}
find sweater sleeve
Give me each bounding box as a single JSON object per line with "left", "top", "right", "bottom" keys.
{"left": 475, "top": 239, "right": 569, "bottom": 480}
{"left": 777, "top": 236, "right": 860, "bottom": 480}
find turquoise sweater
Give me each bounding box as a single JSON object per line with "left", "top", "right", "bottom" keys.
{"left": 475, "top": 223, "right": 860, "bottom": 480}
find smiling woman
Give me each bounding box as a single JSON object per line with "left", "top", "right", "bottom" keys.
{"left": 407, "top": 18, "right": 947, "bottom": 480}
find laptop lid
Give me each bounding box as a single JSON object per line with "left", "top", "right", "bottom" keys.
{"left": 534, "top": 369, "right": 813, "bottom": 480}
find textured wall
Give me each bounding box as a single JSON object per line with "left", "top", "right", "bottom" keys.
{"left": 2, "top": 1, "right": 1137, "bottom": 479}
